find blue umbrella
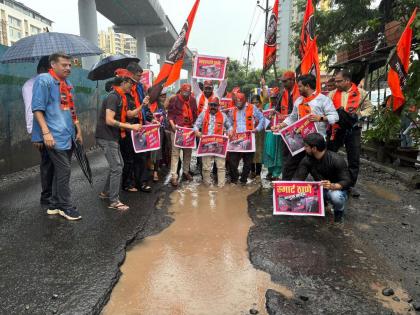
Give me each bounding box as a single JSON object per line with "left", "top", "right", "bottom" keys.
{"left": 88, "top": 54, "right": 140, "bottom": 81}
{"left": 0, "top": 32, "right": 102, "bottom": 63}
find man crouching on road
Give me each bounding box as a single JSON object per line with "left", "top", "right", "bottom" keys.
{"left": 293, "top": 133, "right": 351, "bottom": 223}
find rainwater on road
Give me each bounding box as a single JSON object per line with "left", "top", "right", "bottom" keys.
{"left": 103, "top": 182, "right": 290, "bottom": 315}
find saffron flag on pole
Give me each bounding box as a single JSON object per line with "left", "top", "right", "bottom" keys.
{"left": 387, "top": 8, "right": 417, "bottom": 112}
{"left": 151, "top": 0, "right": 200, "bottom": 93}
{"left": 296, "top": 36, "right": 321, "bottom": 93}
{"left": 299, "top": 0, "right": 315, "bottom": 58}
{"left": 263, "top": 0, "right": 279, "bottom": 73}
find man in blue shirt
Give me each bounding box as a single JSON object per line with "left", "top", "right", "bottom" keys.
{"left": 32, "top": 52, "right": 83, "bottom": 221}
{"left": 228, "top": 92, "right": 265, "bottom": 184}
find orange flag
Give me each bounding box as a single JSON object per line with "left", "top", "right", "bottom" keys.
{"left": 299, "top": 0, "right": 315, "bottom": 58}
{"left": 153, "top": 0, "right": 200, "bottom": 89}
{"left": 387, "top": 7, "right": 417, "bottom": 111}
{"left": 297, "top": 36, "right": 321, "bottom": 93}
{"left": 263, "top": 0, "right": 279, "bottom": 73}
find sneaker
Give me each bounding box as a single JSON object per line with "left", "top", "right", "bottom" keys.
{"left": 59, "top": 207, "right": 82, "bottom": 221}
{"left": 46, "top": 208, "right": 60, "bottom": 215}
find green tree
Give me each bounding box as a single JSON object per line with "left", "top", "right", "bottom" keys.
{"left": 226, "top": 59, "right": 280, "bottom": 96}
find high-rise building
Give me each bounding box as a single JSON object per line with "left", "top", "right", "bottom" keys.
{"left": 0, "top": 0, "right": 53, "bottom": 46}
{"left": 276, "top": 0, "right": 300, "bottom": 71}
{"left": 98, "top": 27, "right": 137, "bottom": 57}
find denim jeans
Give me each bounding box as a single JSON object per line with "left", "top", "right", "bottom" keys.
{"left": 39, "top": 145, "right": 54, "bottom": 205}
{"left": 325, "top": 190, "right": 348, "bottom": 213}
{"left": 46, "top": 148, "right": 73, "bottom": 211}
{"left": 97, "top": 138, "right": 123, "bottom": 203}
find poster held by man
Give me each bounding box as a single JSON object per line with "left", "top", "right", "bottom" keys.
{"left": 193, "top": 54, "right": 228, "bottom": 81}
{"left": 276, "top": 115, "right": 317, "bottom": 156}
{"left": 131, "top": 124, "right": 161, "bottom": 153}
{"left": 273, "top": 181, "right": 324, "bottom": 216}
{"left": 227, "top": 131, "right": 256, "bottom": 153}
{"left": 197, "top": 134, "right": 228, "bottom": 158}
{"left": 174, "top": 126, "right": 197, "bottom": 149}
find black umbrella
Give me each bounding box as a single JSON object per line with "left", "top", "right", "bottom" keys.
{"left": 88, "top": 54, "right": 140, "bottom": 81}
{"left": 73, "top": 139, "right": 93, "bottom": 185}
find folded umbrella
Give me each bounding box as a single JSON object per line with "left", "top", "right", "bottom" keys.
{"left": 73, "top": 139, "right": 93, "bottom": 186}
{"left": 0, "top": 32, "right": 102, "bottom": 63}
{"left": 88, "top": 54, "right": 140, "bottom": 81}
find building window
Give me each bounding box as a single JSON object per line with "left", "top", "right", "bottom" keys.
{"left": 30, "top": 25, "right": 40, "bottom": 35}
{"left": 9, "top": 27, "right": 21, "bottom": 39}
{"left": 8, "top": 15, "right": 21, "bottom": 28}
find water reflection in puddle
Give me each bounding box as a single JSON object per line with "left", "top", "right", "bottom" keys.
{"left": 103, "top": 183, "right": 291, "bottom": 315}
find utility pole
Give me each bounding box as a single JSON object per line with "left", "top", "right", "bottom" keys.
{"left": 243, "top": 33, "right": 256, "bottom": 76}
{"left": 257, "top": 0, "right": 272, "bottom": 36}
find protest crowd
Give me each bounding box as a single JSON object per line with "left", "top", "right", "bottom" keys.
{"left": 21, "top": 0, "right": 416, "bottom": 225}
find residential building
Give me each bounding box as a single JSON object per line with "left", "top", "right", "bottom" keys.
{"left": 0, "top": 0, "right": 53, "bottom": 46}
{"left": 98, "top": 27, "right": 137, "bottom": 57}
{"left": 276, "top": 0, "right": 300, "bottom": 71}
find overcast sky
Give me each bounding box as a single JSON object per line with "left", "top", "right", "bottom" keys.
{"left": 19, "top": 0, "right": 266, "bottom": 72}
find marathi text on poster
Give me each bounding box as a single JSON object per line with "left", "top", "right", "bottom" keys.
{"left": 197, "top": 134, "right": 229, "bottom": 158}
{"left": 227, "top": 131, "right": 256, "bottom": 153}
{"left": 131, "top": 124, "right": 161, "bottom": 153}
{"left": 193, "top": 54, "right": 228, "bottom": 80}
{"left": 173, "top": 126, "right": 197, "bottom": 149}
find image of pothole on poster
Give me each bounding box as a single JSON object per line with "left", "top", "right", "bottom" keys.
{"left": 272, "top": 181, "right": 325, "bottom": 216}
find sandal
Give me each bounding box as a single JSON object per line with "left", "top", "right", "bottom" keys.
{"left": 140, "top": 184, "right": 152, "bottom": 193}
{"left": 99, "top": 192, "right": 109, "bottom": 199}
{"left": 108, "top": 201, "right": 130, "bottom": 211}
{"left": 123, "top": 187, "right": 138, "bottom": 192}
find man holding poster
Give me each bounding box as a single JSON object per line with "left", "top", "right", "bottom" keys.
{"left": 275, "top": 74, "right": 338, "bottom": 180}
{"left": 228, "top": 93, "right": 265, "bottom": 185}
{"left": 293, "top": 133, "right": 351, "bottom": 223}
{"left": 194, "top": 96, "right": 232, "bottom": 187}
{"left": 168, "top": 84, "right": 198, "bottom": 187}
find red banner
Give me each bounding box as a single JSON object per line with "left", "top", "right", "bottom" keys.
{"left": 299, "top": 0, "right": 315, "bottom": 58}
{"left": 227, "top": 131, "right": 255, "bottom": 152}
{"left": 197, "top": 134, "right": 229, "bottom": 158}
{"left": 131, "top": 124, "right": 161, "bottom": 153}
{"left": 297, "top": 37, "right": 321, "bottom": 93}
{"left": 193, "top": 54, "right": 228, "bottom": 80}
{"left": 263, "top": 0, "right": 279, "bottom": 72}
{"left": 174, "top": 126, "right": 196, "bottom": 149}
{"left": 152, "top": 0, "right": 200, "bottom": 91}
{"left": 275, "top": 114, "right": 318, "bottom": 156}
{"left": 387, "top": 8, "right": 417, "bottom": 111}
{"left": 273, "top": 181, "right": 324, "bottom": 216}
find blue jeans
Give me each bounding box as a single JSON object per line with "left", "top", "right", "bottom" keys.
{"left": 325, "top": 190, "right": 348, "bottom": 213}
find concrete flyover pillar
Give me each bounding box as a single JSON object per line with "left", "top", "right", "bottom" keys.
{"left": 135, "top": 28, "right": 148, "bottom": 69}
{"left": 78, "top": 0, "right": 100, "bottom": 70}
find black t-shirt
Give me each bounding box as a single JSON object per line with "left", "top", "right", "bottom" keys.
{"left": 95, "top": 93, "right": 122, "bottom": 142}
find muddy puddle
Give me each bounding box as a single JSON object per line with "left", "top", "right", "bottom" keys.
{"left": 364, "top": 182, "right": 402, "bottom": 202}
{"left": 102, "top": 182, "right": 290, "bottom": 315}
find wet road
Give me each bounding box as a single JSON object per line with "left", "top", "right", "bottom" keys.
{"left": 1, "top": 152, "right": 420, "bottom": 314}
{"left": 0, "top": 151, "right": 172, "bottom": 315}
{"left": 249, "top": 164, "right": 420, "bottom": 314}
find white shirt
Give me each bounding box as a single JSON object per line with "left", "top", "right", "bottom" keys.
{"left": 22, "top": 76, "right": 38, "bottom": 134}
{"left": 284, "top": 93, "right": 339, "bottom": 137}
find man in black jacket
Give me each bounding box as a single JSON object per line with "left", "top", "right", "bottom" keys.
{"left": 293, "top": 133, "right": 352, "bottom": 222}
